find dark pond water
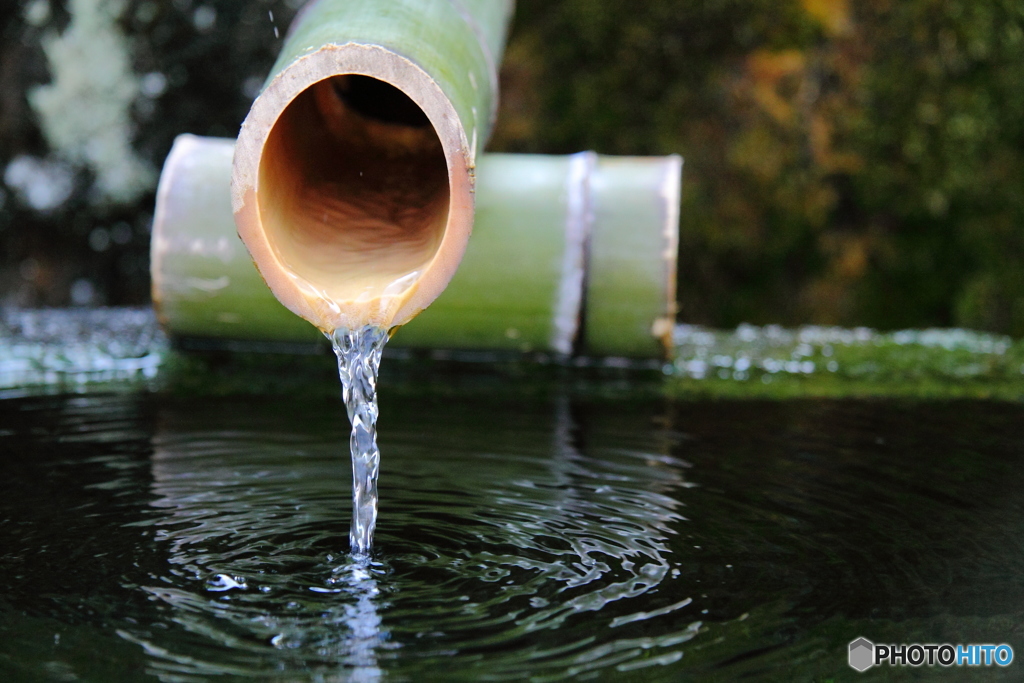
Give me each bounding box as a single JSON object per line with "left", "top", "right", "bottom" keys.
{"left": 1, "top": 388, "right": 1023, "bottom": 681}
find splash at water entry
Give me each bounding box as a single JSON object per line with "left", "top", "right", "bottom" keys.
{"left": 328, "top": 326, "right": 390, "bottom": 555}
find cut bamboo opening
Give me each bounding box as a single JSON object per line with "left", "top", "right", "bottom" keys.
{"left": 234, "top": 51, "right": 470, "bottom": 334}
{"left": 256, "top": 76, "right": 450, "bottom": 313}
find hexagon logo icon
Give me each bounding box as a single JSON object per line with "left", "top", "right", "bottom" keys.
{"left": 849, "top": 637, "right": 875, "bottom": 672}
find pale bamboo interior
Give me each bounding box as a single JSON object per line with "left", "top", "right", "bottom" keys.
{"left": 257, "top": 75, "right": 450, "bottom": 304}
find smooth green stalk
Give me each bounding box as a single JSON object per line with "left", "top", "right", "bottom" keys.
{"left": 585, "top": 156, "right": 682, "bottom": 358}
{"left": 152, "top": 137, "right": 311, "bottom": 342}
{"left": 398, "top": 153, "right": 582, "bottom": 353}
{"left": 268, "top": 0, "right": 513, "bottom": 151}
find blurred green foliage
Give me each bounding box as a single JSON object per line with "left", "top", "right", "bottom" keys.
{"left": 493, "top": 0, "right": 1024, "bottom": 335}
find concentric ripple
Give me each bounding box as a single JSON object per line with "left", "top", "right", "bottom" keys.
{"left": 5, "top": 392, "right": 1024, "bottom": 681}
{"left": 119, "top": 395, "right": 699, "bottom": 680}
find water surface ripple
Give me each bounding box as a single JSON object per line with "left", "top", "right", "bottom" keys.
{"left": 131, "top": 395, "right": 698, "bottom": 680}
{"left": 2, "top": 392, "right": 1024, "bottom": 681}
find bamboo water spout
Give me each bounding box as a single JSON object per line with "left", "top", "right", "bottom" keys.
{"left": 231, "top": 0, "right": 514, "bottom": 334}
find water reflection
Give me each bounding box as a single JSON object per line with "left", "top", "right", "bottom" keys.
{"left": 259, "top": 556, "right": 389, "bottom": 682}
{"left": 4, "top": 392, "right": 1024, "bottom": 679}
{"left": 131, "top": 405, "right": 391, "bottom": 680}
{"left": 125, "top": 393, "right": 700, "bottom": 679}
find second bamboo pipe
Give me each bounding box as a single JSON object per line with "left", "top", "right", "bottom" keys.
{"left": 154, "top": 135, "right": 681, "bottom": 358}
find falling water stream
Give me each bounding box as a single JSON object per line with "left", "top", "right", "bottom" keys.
{"left": 328, "top": 326, "right": 390, "bottom": 555}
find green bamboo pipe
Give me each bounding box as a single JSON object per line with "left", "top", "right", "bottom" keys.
{"left": 153, "top": 135, "right": 681, "bottom": 357}
{"left": 232, "top": 0, "right": 514, "bottom": 336}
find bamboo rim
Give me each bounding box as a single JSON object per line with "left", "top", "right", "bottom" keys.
{"left": 232, "top": 43, "right": 474, "bottom": 334}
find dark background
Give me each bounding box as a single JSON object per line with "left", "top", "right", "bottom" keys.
{"left": 2, "top": 0, "right": 1023, "bottom": 334}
